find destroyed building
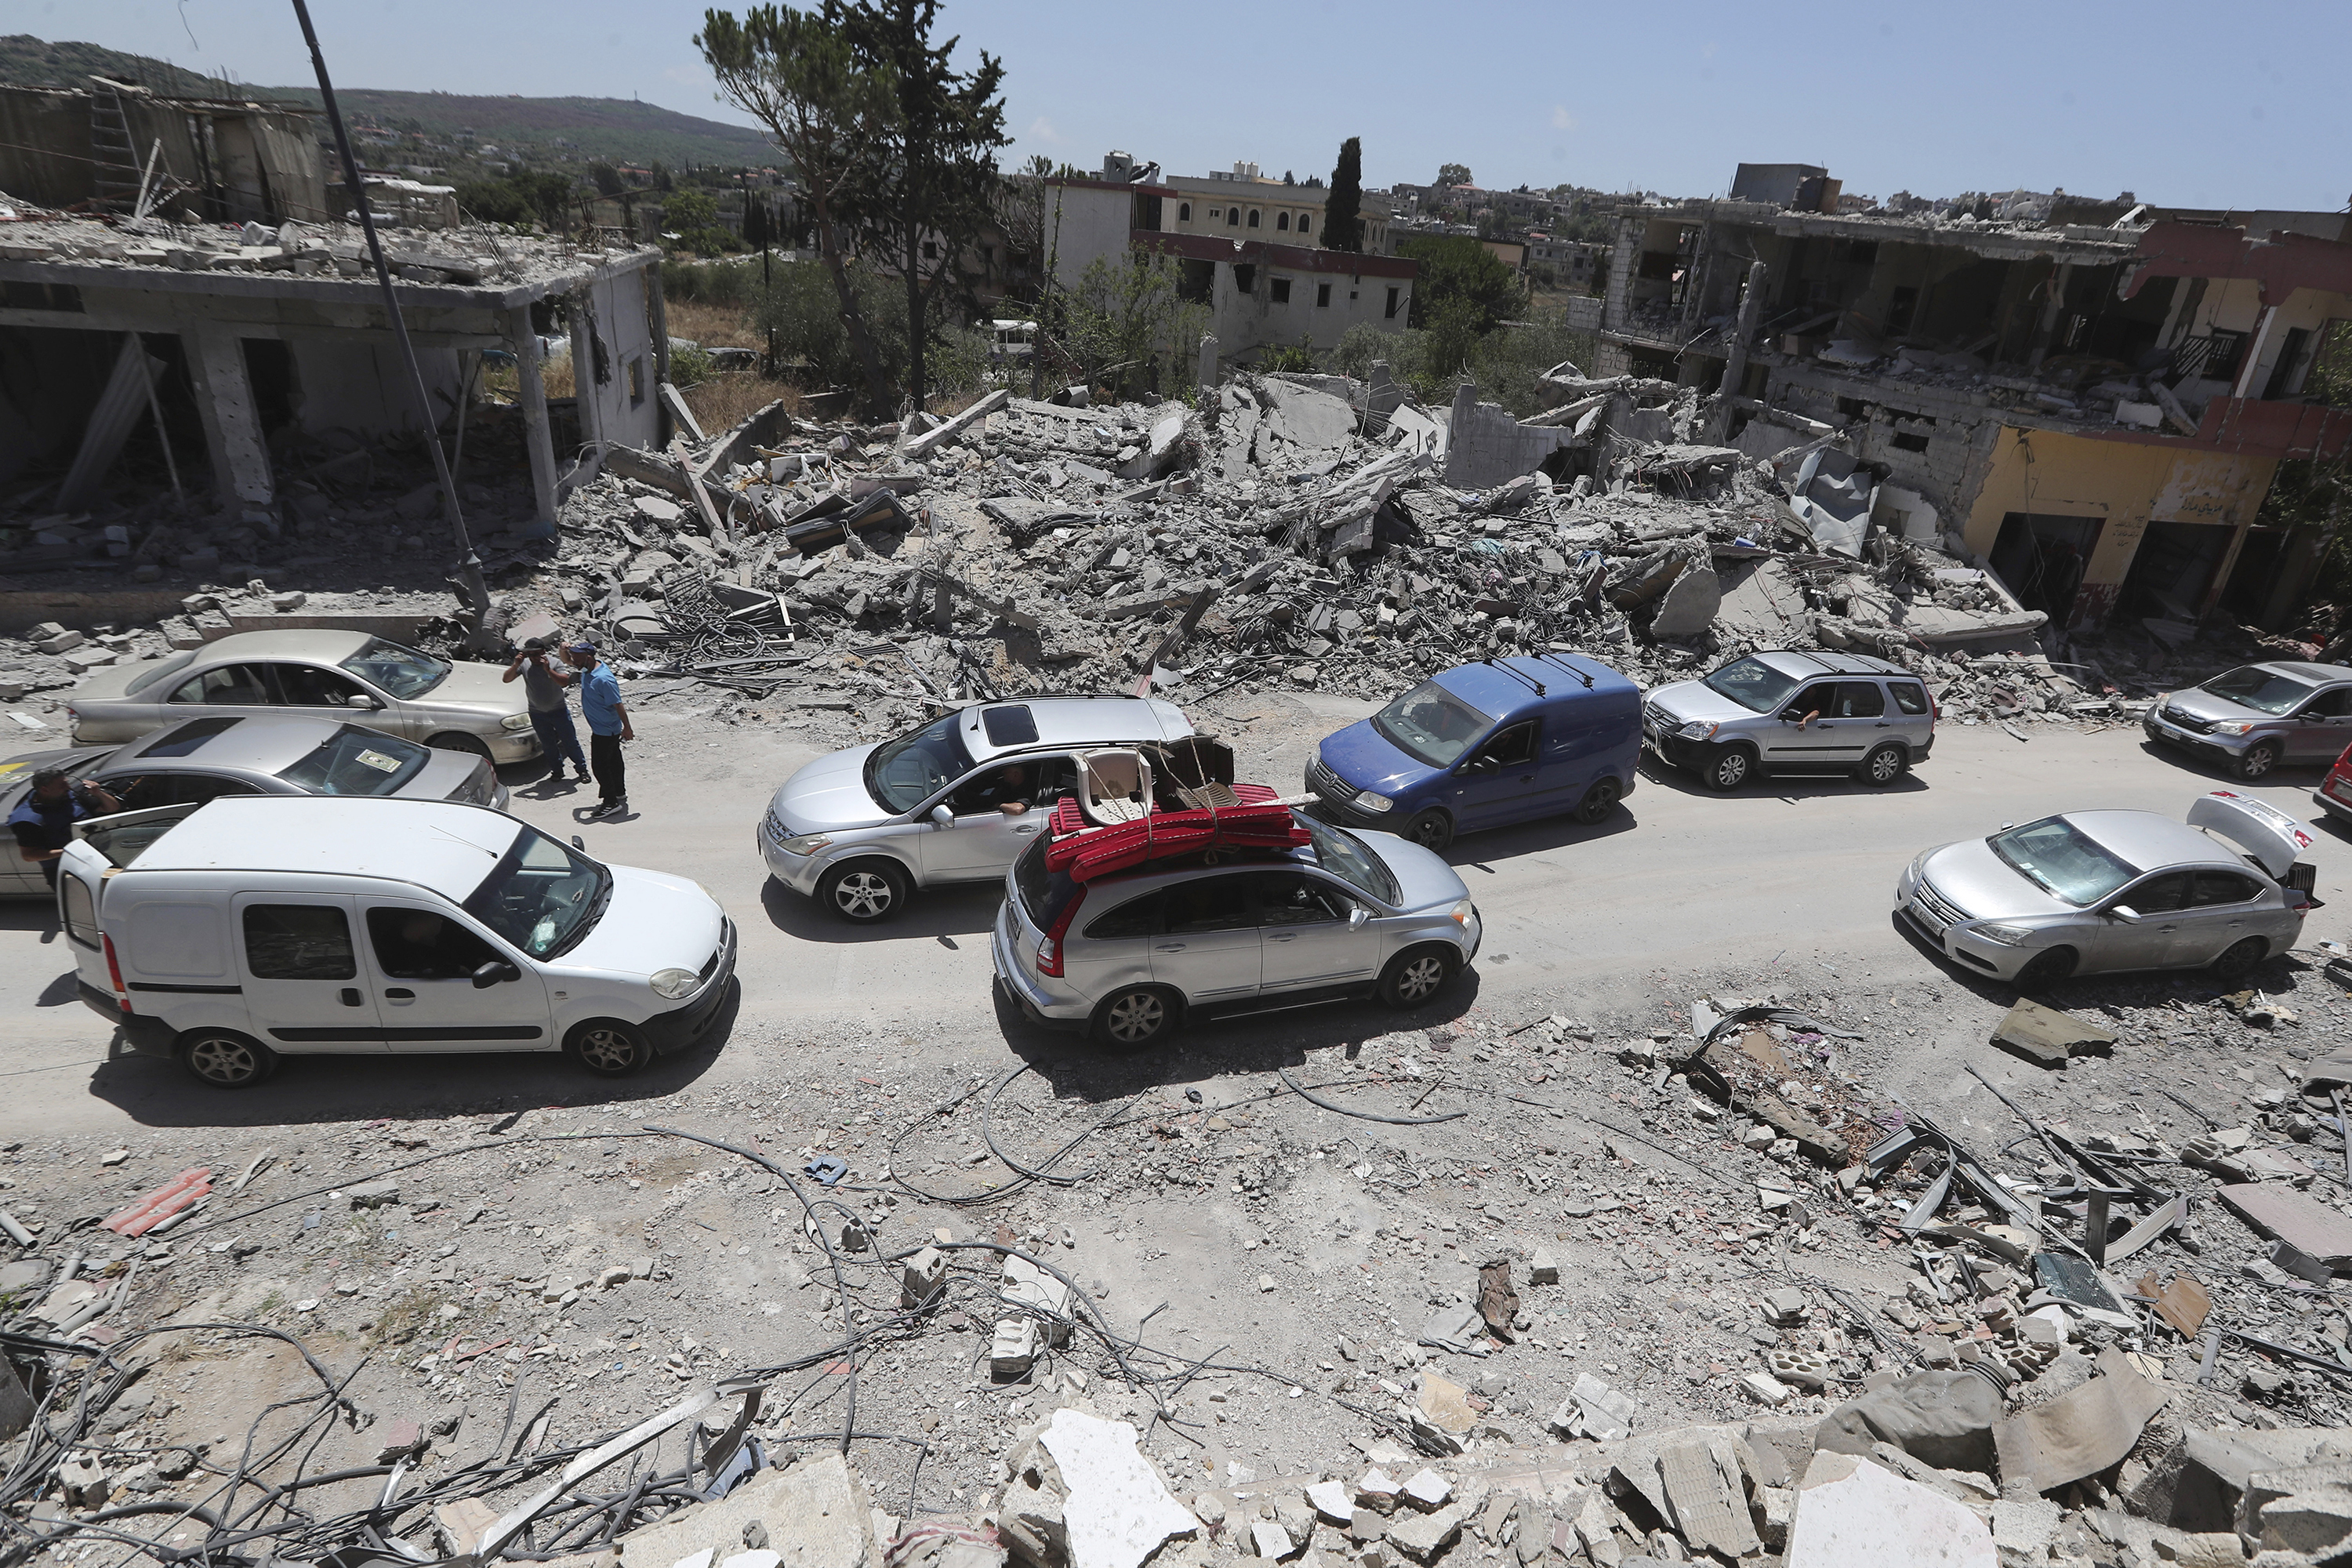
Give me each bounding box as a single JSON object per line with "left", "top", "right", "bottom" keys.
{"left": 0, "top": 77, "right": 326, "bottom": 224}
{"left": 1592, "top": 180, "right": 2352, "bottom": 633}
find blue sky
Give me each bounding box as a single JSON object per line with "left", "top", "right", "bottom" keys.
{"left": 40, "top": 0, "right": 2352, "bottom": 212}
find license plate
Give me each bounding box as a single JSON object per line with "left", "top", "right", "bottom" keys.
{"left": 1908, "top": 898, "right": 1947, "bottom": 938}
{"left": 2331, "top": 779, "right": 2352, "bottom": 803}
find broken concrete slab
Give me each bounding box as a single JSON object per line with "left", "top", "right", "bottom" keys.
{"left": 1649, "top": 563, "right": 1722, "bottom": 637}
{"left": 1412, "top": 1374, "right": 1476, "bottom": 1437}
{"left": 1259, "top": 382, "right": 1357, "bottom": 451}
{"left": 1036, "top": 1408, "right": 1198, "bottom": 1568}
{"left": 2252, "top": 1473, "right": 2352, "bottom": 1559}
{"left": 1815, "top": 1370, "right": 2001, "bottom": 1475}
{"left": 1548, "top": 1371, "right": 1636, "bottom": 1442}
{"left": 1784, "top": 1452, "right": 1996, "bottom": 1568}
{"left": 2217, "top": 1184, "right": 2352, "bottom": 1271}
{"left": 2164, "top": 1427, "right": 2352, "bottom": 1534}
{"left": 1654, "top": 1438, "right": 1763, "bottom": 1559}
{"left": 1990, "top": 999, "right": 2118, "bottom": 1069}
{"left": 1991, "top": 1348, "right": 2170, "bottom": 1494}
{"left": 1383, "top": 1504, "right": 1464, "bottom": 1564}
{"left": 1305, "top": 1481, "right": 1352, "bottom": 1526}
{"left": 617, "top": 1452, "right": 873, "bottom": 1568}
{"left": 1442, "top": 383, "right": 1573, "bottom": 489}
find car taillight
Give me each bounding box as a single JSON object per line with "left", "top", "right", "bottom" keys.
{"left": 1036, "top": 889, "right": 1086, "bottom": 978}
{"left": 102, "top": 934, "right": 131, "bottom": 1014}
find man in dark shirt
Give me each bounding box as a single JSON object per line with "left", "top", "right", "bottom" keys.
{"left": 8, "top": 770, "right": 119, "bottom": 889}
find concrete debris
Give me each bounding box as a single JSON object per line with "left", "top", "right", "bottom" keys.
{"left": 1783, "top": 1452, "right": 1996, "bottom": 1568}
{"left": 1990, "top": 999, "right": 2119, "bottom": 1070}
{"left": 1816, "top": 1371, "right": 2002, "bottom": 1475}
{"left": 1032, "top": 1409, "right": 1198, "bottom": 1568}
{"left": 2217, "top": 1185, "right": 2352, "bottom": 1271}
{"left": 1991, "top": 1348, "right": 2172, "bottom": 1494}
{"left": 1549, "top": 1372, "right": 1637, "bottom": 1442}
{"left": 618, "top": 1452, "right": 874, "bottom": 1568}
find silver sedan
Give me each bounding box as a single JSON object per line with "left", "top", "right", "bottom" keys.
{"left": 63, "top": 630, "right": 539, "bottom": 765}
{"left": 1895, "top": 791, "right": 2318, "bottom": 986}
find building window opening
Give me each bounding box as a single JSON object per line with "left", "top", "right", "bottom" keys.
{"left": 1316, "top": 281, "right": 1331, "bottom": 307}
{"left": 1232, "top": 263, "right": 1257, "bottom": 296}
{"left": 1300, "top": 213, "right": 1312, "bottom": 235}
{"left": 1385, "top": 285, "right": 1399, "bottom": 319}
{"left": 1226, "top": 207, "right": 1240, "bottom": 227}
{"left": 1178, "top": 202, "right": 1192, "bottom": 222}
{"left": 1270, "top": 278, "right": 1290, "bottom": 303}
{"left": 1276, "top": 212, "right": 1290, "bottom": 231}
{"left": 1886, "top": 285, "right": 1919, "bottom": 336}
{"left": 1247, "top": 209, "right": 1261, "bottom": 228}
{"left": 1891, "top": 430, "right": 1929, "bottom": 452}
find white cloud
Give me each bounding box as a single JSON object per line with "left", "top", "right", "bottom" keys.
{"left": 1550, "top": 105, "right": 1575, "bottom": 131}
{"left": 1026, "top": 115, "right": 1063, "bottom": 144}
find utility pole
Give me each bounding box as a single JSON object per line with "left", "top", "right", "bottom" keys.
{"left": 289, "top": 0, "right": 496, "bottom": 652}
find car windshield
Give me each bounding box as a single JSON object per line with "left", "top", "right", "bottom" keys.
{"left": 463, "top": 826, "right": 609, "bottom": 958}
{"left": 1371, "top": 680, "right": 1494, "bottom": 768}
{"left": 275, "top": 725, "right": 430, "bottom": 796}
{"left": 2199, "top": 666, "right": 2318, "bottom": 716}
{"left": 865, "top": 713, "right": 976, "bottom": 814}
{"left": 1704, "top": 655, "right": 1806, "bottom": 714}
{"left": 1301, "top": 813, "right": 1400, "bottom": 905}
{"left": 339, "top": 637, "right": 450, "bottom": 699}
{"left": 1987, "top": 817, "right": 2142, "bottom": 907}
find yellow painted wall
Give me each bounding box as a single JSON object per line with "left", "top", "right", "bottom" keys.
{"left": 1961, "top": 426, "right": 2276, "bottom": 598}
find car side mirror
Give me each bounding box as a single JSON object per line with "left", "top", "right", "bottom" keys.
{"left": 1348, "top": 906, "right": 1370, "bottom": 930}
{"left": 471, "top": 959, "right": 521, "bottom": 988}
{"left": 347, "top": 693, "right": 382, "bottom": 710}
{"left": 1467, "top": 755, "right": 1498, "bottom": 775}
{"left": 1780, "top": 708, "right": 1805, "bottom": 722}
{"left": 930, "top": 804, "right": 955, "bottom": 828}
{"left": 2107, "top": 905, "right": 2143, "bottom": 924}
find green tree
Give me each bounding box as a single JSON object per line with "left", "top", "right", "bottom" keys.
{"left": 1436, "top": 162, "right": 1471, "bottom": 188}
{"left": 1321, "top": 136, "right": 1363, "bottom": 253}
{"left": 454, "top": 178, "right": 532, "bottom": 226}
{"left": 664, "top": 187, "right": 719, "bottom": 230}
{"left": 512, "top": 169, "right": 581, "bottom": 230}
{"left": 1396, "top": 234, "right": 1522, "bottom": 332}
{"left": 590, "top": 162, "right": 625, "bottom": 197}
{"left": 1059, "top": 250, "right": 1207, "bottom": 401}
{"left": 652, "top": 159, "right": 675, "bottom": 191}
{"left": 699, "top": 4, "right": 900, "bottom": 413}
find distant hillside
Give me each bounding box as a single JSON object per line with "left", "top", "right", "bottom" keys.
{"left": 0, "top": 36, "right": 779, "bottom": 172}
{"left": 260, "top": 87, "right": 779, "bottom": 170}
{"left": 0, "top": 33, "right": 271, "bottom": 100}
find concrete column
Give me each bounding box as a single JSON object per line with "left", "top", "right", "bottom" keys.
{"left": 183, "top": 328, "right": 273, "bottom": 506}
{"left": 2029, "top": 262, "right": 2074, "bottom": 369}
{"left": 1713, "top": 260, "right": 1769, "bottom": 430}
{"left": 646, "top": 263, "right": 673, "bottom": 445}
{"left": 568, "top": 285, "right": 606, "bottom": 452}
{"left": 2234, "top": 306, "right": 2281, "bottom": 399}
{"left": 2259, "top": 515, "right": 2332, "bottom": 630}
{"left": 1197, "top": 333, "right": 1219, "bottom": 392}
{"left": 2200, "top": 517, "right": 2255, "bottom": 621}
{"left": 506, "top": 306, "right": 559, "bottom": 536}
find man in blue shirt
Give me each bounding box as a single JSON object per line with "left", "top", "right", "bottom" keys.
{"left": 565, "top": 641, "right": 633, "bottom": 818}
{"left": 9, "top": 770, "right": 119, "bottom": 889}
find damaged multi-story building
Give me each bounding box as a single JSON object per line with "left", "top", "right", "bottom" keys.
{"left": 1592, "top": 172, "right": 2352, "bottom": 633}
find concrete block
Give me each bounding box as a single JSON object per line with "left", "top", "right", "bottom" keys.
{"left": 1764, "top": 1287, "right": 1810, "bottom": 1326}
{"left": 56, "top": 1455, "right": 108, "bottom": 1508}
{"left": 899, "top": 1246, "right": 946, "bottom": 1308}
{"left": 1034, "top": 1406, "right": 1199, "bottom": 1568}
{"left": 1306, "top": 1482, "right": 1352, "bottom": 1525}
{"left": 1741, "top": 1372, "right": 1795, "bottom": 1408}
{"left": 1251, "top": 1521, "right": 1292, "bottom": 1559}
{"left": 1355, "top": 1468, "right": 1399, "bottom": 1515}
{"left": 34, "top": 630, "right": 85, "bottom": 655}
{"left": 990, "top": 1317, "right": 1040, "bottom": 1380}
{"left": 345, "top": 1180, "right": 401, "bottom": 1208}
{"left": 1400, "top": 1470, "right": 1451, "bottom": 1512}
{"left": 1784, "top": 1452, "right": 1995, "bottom": 1568}
{"left": 616, "top": 1451, "right": 872, "bottom": 1568}
{"left": 1384, "top": 1505, "right": 1463, "bottom": 1564}
{"left": 270, "top": 592, "right": 307, "bottom": 612}
{"left": 1527, "top": 1249, "right": 1559, "bottom": 1286}
{"left": 1003, "top": 1255, "right": 1075, "bottom": 1344}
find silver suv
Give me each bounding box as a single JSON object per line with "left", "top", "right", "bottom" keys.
{"left": 991, "top": 811, "right": 1480, "bottom": 1047}
{"left": 761, "top": 695, "right": 1193, "bottom": 922}
{"left": 2143, "top": 661, "right": 2352, "bottom": 780}
{"left": 1642, "top": 651, "right": 1936, "bottom": 791}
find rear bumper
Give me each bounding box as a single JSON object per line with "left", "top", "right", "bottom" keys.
{"left": 2315, "top": 782, "right": 2352, "bottom": 821}
{"left": 82, "top": 983, "right": 177, "bottom": 1057}
{"left": 989, "top": 909, "right": 1089, "bottom": 1031}
{"left": 642, "top": 918, "right": 737, "bottom": 1054}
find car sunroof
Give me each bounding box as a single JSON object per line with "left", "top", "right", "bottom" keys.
{"left": 139, "top": 717, "right": 242, "bottom": 757}
{"left": 982, "top": 705, "right": 1039, "bottom": 746}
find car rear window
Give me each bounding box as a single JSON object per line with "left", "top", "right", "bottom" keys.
{"left": 137, "top": 717, "right": 244, "bottom": 757}
{"left": 125, "top": 651, "right": 198, "bottom": 696}
{"left": 1889, "top": 682, "right": 1929, "bottom": 715}
{"left": 1014, "top": 834, "right": 1083, "bottom": 932}
{"left": 982, "top": 705, "right": 1040, "bottom": 746}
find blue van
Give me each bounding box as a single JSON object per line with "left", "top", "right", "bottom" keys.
{"left": 1304, "top": 654, "right": 1642, "bottom": 851}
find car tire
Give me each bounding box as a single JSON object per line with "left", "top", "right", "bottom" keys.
{"left": 2234, "top": 742, "right": 2282, "bottom": 781}
{"left": 1378, "top": 945, "right": 1459, "bottom": 1009}
{"left": 2211, "top": 936, "right": 2267, "bottom": 982}
{"left": 427, "top": 732, "right": 494, "bottom": 760}
{"left": 2014, "top": 947, "right": 2078, "bottom": 989}
{"left": 566, "top": 1018, "right": 654, "bottom": 1076}
{"left": 1403, "top": 809, "right": 1454, "bottom": 851}
{"left": 1575, "top": 776, "right": 1622, "bottom": 824}
{"left": 1091, "top": 985, "right": 1178, "bottom": 1049}
{"left": 1857, "top": 742, "right": 1909, "bottom": 786}
{"left": 178, "top": 1029, "right": 277, "bottom": 1089}
{"left": 819, "top": 858, "right": 910, "bottom": 923}
{"left": 1701, "top": 746, "right": 1755, "bottom": 791}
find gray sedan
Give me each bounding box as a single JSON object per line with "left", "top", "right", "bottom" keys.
{"left": 63, "top": 630, "right": 539, "bottom": 765}
{"left": 1895, "top": 791, "right": 2318, "bottom": 987}
{"left": 2143, "top": 660, "right": 2352, "bottom": 779}
{"left": 1, "top": 716, "right": 505, "bottom": 898}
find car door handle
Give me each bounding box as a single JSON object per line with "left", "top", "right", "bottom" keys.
{"left": 384, "top": 988, "right": 416, "bottom": 1001}
{"left": 1011, "top": 823, "right": 1040, "bottom": 835}
{"left": 1875, "top": 722, "right": 1893, "bottom": 728}
{"left": 1517, "top": 774, "right": 1535, "bottom": 782}
{"left": 1154, "top": 943, "right": 1187, "bottom": 952}
{"left": 1266, "top": 932, "right": 1298, "bottom": 942}
{"left": 2156, "top": 924, "right": 2178, "bottom": 933}
{"left": 339, "top": 988, "right": 363, "bottom": 1007}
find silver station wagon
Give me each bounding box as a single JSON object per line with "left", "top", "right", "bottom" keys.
{"left": 64, "top": 630, "right": 539, "bottom": 765}
{"left": 760, "top": 695, "right": 1195, "bottom": 922}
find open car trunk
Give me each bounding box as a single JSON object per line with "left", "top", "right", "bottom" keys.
{"left": 2187, "top": 790, "right": 2321, "bottom": 902}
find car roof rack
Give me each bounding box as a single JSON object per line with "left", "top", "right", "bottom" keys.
{"left": 1477, "top": 657, "right": 1546, "bottom": 698}
{"left": 1531, "top": 650, "right": 1596, "bottom": 689}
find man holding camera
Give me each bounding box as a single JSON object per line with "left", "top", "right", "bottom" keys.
{"left": 9, "top": 771, "right": 119, "bottom": 890}
{"left": 503, "top": 637, "right": 592, "bottom": 784}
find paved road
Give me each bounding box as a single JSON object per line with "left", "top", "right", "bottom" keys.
{"left": 6, "top": 699, "right": 2347, "bottom": 1134}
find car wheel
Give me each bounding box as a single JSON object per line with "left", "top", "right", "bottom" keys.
{"left": 819, "top": 858, "right": 909, "bottom": 923}
{"left": 2211, "top": 936, "right": 2267, "bottom": 982}
{"left": 2234, "top": 742, "right": 2281, "bottom": 781}
{"left": 2014, "top": 947, "right": 2078, "bottom": 989}
{"left": 179, "top": 1029, "right": 277, "bottom": 1089}
{"left": 566, "top": 1019, "right": 654, "bottom": 1076}
{"left": 1575, "top": 776, "right": 1622, "bottom": 824}
{"left": 1378, "top": 945, "right": 1459, "bottom": 1009}
{"left": 1702, "top": 746, "right": 1755, "bottom": 791}
{"left": 1403, "top": 809, "right": 1454, "bottom": 851}
{"left": 1857, "top": 742, "right": 1908, "bottom": 786}
{"left": 1092, "top": 985, "right": 1177, "bottom": 1048}
{"left": 427, "top": 732, "right": 493, "bottom": 760}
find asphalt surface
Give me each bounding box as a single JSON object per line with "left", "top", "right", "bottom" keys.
{"left": 6, "top": 695, "right": 2348, "bottom": 1134}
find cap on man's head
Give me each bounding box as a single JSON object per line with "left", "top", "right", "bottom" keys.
{"left": 565, "top": 640, "right": 597, "bottom": 654}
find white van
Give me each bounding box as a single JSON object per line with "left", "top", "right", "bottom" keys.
{"left": 60, "top": 797, "right": 736, "bottom": 1087}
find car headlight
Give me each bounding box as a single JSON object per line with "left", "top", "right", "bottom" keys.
{"left": 778, "top": 833, "right": 832, "bottom": 857}
{"left": 1352, "top": 789, "right": 1394, "bottom": 814}
{"left": 2209, "top": 721, "right": 2253, "bottom": 735}
{"left": 500, "top": 713, "right": 535, "bottom": 731}
{"left": 1450, "top": 898, "right": 1476, "bottom": 928}
{"left": 649, "top": 967, "right": 699, "bottom": 1000}
{"left": 1676, "top": 720, "right": 1719, "bottom": 741}
{"left": 1976, "top": 923, "right": 2037, "bottom": 946}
